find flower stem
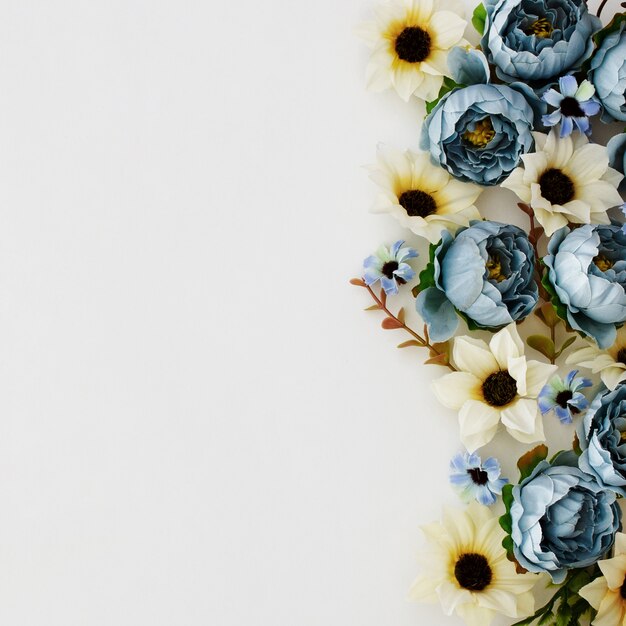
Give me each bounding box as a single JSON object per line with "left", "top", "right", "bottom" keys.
{"left": 597, "top": 0, "right": 609, "bottom": 17}
{"left": 363, "top": 284, "right": 457, "bottom": 371}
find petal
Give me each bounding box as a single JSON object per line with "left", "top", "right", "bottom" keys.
{"left": 500, "top": 397, "right": 540, "bottom": 436}
{"left": 453, "top": 336, "right": 498, "bottom": 379}
{"left": 458, "top": 400, "right": 501, "bottom": 451}
{"left": 525, "top": 361, "right": 559, "bottom": 397}
{"left": 489, "top": 324, "right": 524, "bottom": 369}
{"left": 432, "top": 372, "right": 482, "bottom": 410}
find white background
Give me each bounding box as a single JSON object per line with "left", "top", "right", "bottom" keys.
{"left": 0, "top": 1, "right": 621, "bottom": 625}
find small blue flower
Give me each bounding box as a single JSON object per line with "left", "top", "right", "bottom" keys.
{"left": 542, "top": 76, "right": 600, "bottom": 137}
{"left": 449, "top": 451, "right": 508, "bottom": 506}
{"left": 538, "top": 370, "right": 592, "bottom": 424}
{"left": 363, "top": 240, "right": 417, "bottom": 296}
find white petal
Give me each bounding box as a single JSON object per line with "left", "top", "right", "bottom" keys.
{"left": 428, "top": 11, "right": 467, "bottom": 49}
{"left": 525, "top": 360, "right": 558, "bottom": 398}
{"left": 431, "top": 372, "right": 482, "bottom": 410}
{"left": 458, "top": 400, "right": 501, "bottom": 451}
{"left": 500, "top": 397, "right": 539, "bottom": 436}
{"left": 489, "top": 324, "right": 524, "bottom": 368}
{"left": 453, "top": 336, "right": 498, "bottom": 379}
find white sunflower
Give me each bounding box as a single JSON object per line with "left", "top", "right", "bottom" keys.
{"left": 410, "top": 502, "right": 538, "bottom": 626}
{"left": 368, "top": 144, "right": 482, "bottom": 243}
{"left": 502, "top": 129, "right": 623, "bottom": 237}
{"left": 580, "top": 532, "right": 626, "bottom": 626}
{"left": 566, "top": 327, "right": 626, "bottom": 390}
{"left": 359, "top": 0, "right": 468, "bottom": 102}
{"left": 432, "top": 324, "right": 557, "bottom": 451}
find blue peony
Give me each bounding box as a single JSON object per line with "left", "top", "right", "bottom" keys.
{"left": 607, "top": 132, "right": 626, "bottom": 183}
{"left": 415, "top": 221, "right": 538, "bottom": 341}
{"left": 481, "top": 0, "right": 601, "bottom": 87}
{"left": 420, "top": 84, "right": 535, "bottom": 186}
{"left": 579, "top": 384, "right": 626, "bottom": 497}
{"left": 544, "top": 224, "right": 626, "bottom": 349}
{"left": 589, "top": 18, "right": 626, "bottom": 122}
{"left": 510, "top": 451, "right": 621, "bottom": 583}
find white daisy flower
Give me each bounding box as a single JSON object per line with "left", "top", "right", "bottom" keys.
{"left": 368, "top": 145, "right": 481, "bottom": 243}
{"left": 359, "top": 0, "right": 468, "bottom": 102}
{"left": 501, "top": 129, "right": 623, "bottom": 237}
{"left": 566, "top": 327, "right": 626, "bottom": 390}
{"left": 432, "top": 324, "right": 557, "bottom": 451}
{"left": 410, "top": 502, "right": 538, "bottom": 626}
{"left": 580, "top": 532, "right": 626, "bottom": 626}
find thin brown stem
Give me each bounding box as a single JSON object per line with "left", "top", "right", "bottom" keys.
{"left": 365, "top": 284, "right": 457, "bottom": 371}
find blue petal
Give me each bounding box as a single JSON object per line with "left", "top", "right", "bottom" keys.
{"left": 415, "top": 287, "right": 459, "bottom": 342}
{"left": 380, "top": 276, "right": 398, "bottom": 296}
{"left": 543, "top": 88, "right": 563, "bottom": 108}
{"left": 560, "top": 116, "right": 574, "bottom": 137}
{"left": 560, "top": 75, "right": 578, "bottom": 98}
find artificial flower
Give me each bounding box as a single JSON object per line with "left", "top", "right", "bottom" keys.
{"left": 431, "top": 324, "right": 557, "bottom": 451}
{"left": 589, "top": 18, "right": 626, "bottom": 122}
{"left": 359, "top": 0, "right": 468, "bottom": 102}
{"left": 537, "top": 369, "right": 592, "bottom": 424}
{"left": 415, "top": 221, "right": 538, "bottom": 342}
{"left": 510, "top": 451, "right": 621, "bottom": 583}
{"left": 544, "top": 224, "right": 626, "bottom": 349}
{"left": 363, "top": 240, "right": 417, "bottom": 296}
{"left": 607, "top": 133, "right": 626, "bottom": 187}
{"left": 542, "top": 76, "right": 600, "bottom": 137}
{"left": 578, "top": 384, "right": 626, "bottom": 497}
{"left": 481, "top": 0, "right": 601, "bottom": 86}
{"left": 410, "top": 502, "right": 537, "bottom": 626}
{"left": 368, "top": 145, "right": 481, "bottom": 243}
{"left": 502, "top": 129, "right": 623, "bottom": 236}
{"left": 420, "top": 83, "right": 535, "bottom": 186}
{"left": 580, "top": 533, "right": 626, "bottom": 626}
{"left": 566, "top": 327, "right": 626, "bottom": 390}
{"left": 449, "top": 451, "right": 508, "bottom": 506}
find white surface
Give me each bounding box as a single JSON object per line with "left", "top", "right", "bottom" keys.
{"left": 0, "top": 1, "right": 621, "bottom": 625}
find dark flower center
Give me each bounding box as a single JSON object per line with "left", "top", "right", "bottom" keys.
{"left": 454, "top": 553, "right": 492, "bottom": 591}
{"left": 560, "top": 97, "right": 584, "bottom": 118}
{"left": 381, "top": 260, "right": 399, "bottom": 280}
{"left": 539, "top": 168, "right": 575, "bottom": 205}
{"left": 555, "top": 390, "right": 574, "bottom": 409}
{"left": 621, "top": 575, "right": 626, "bottom": 600}
{"left": 394, "top": 26, "right": 431, "bottom": 63}
{"left": 467, "top": 467, "right": 489, "bottom": 486}
{"left": 524, "top": 17, "right": 553, "bottom": 38}
{"left": 482, "top": 371, "right": 517, "bottom": 407}
{"left": 398, "top": 190, "right": 437, "bottom": 218}
{"left": 618, "top": 348, "right": 626, "bottom": 365}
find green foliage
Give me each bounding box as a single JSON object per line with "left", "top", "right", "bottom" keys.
{"left": 518, "top": 444, "right": 548, "bottom": 481}
{"left": 425, "top": 77, "right": 463, "bottom": 115}
{"left": 472, "top": 3, "right": 487, "bottom": 34}
{"left": 413, "top": 243, "right": 438, "bottom": 297}
{"left": 526, "top": 335, "right": 556, "bottom": 360}
{"left": 540, "top": 264, "right": 569, "bottom": 324}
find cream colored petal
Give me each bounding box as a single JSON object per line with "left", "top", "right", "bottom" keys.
{"left": 580, "top": 577, "right": 610, "bottom": 610}
{"left": 532, "top": 205, "right": 568, "bottom": 237}
{"left": 458, "top": 399, "right": 501, "bottom": 451}
{"left": 391, "top": 65, "right": 424, "bottom": 101}
{"left": 455, "top": 603, "right": 495, "bottom": 626}
{"left": 524, "top": 360, "right": 558, "bottom": 398}
{"left": 576, "top": 180, "right": 622, "bottom": 213}
{"left": 501, "top": 168, "right": 532, "bottom": 202}
{"left": 560, "top": 199, "right": 591, "bottom": 223}
{"left": 603, "top": 165, "right": 624, "bottom": 188}
{"left": 615, "top": 533, "right": 626, "bottom": 557}
{"left": 602, "top": 366, "right": 626, "bottom": 391}
{"left": 420, "top": 49, "right": 449, "bottom": 76}
{"left": 520, "top": 152, "right": 548, "bottom": 184}
{"left": 507, "top": 355, "right": 527, "bottom": 397}
{"left": 409, "top": 574, "right": 439, "bottom": 602}
{"left": 565, "top": 345, "right": 602, "bottom": 368}
{"left": 563, "top": 143, "right": 610, "bottom": 184}
{"left": 431, "top": 372, "right": 482, "bottom": 410}
{"left": 599, "top": 555, "right": 626, "bottom": 590}
{"left": 500, "top": 397, "right": 540, "bottom": 436}
{"left": 416, "top": 71, "right": 443, "bottom": 101}
{"left": 532, "top": 131, "right": 548, "bottom": 152}
{"left": 409, "top": 0, "right": 435, "bottom": 24}
{"left": 545, "top": 130, "right": 574, "bottom": 169}
{"left": 428, "top": 10, "right": 467, "bottom": 49}
{"left": 489, "top": 324, "right": 524, "bottom": 368}
{"left": 453, "top": 336, "right": 498, "bottom": 379}
{"left": 594, "top": 590, "right": 626, "bottom": 626}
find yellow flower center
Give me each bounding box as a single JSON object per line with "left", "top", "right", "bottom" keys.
{"left": 486, "top": 256, "right": 506, "bottom": 283}
{"left": 463, "top": 118, "right": 495, "bottom": 148}
{"left": 526, "top": 17, "right": 553, "bottom": 38}
{"left": 594, "top": 255, "right": 614, "bottom": 272}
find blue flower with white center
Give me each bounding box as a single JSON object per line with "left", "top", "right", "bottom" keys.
{"left": 363, "top": 240, "right": 417, "bottom": 296}
{"left": 449, "top": 451, "right": 508, "bottom": 506}
{"left": 538, "top": 370, "right": 592, "bottom": 424}
{"left": 542, "top": 76, "right": 600, "bottom": 137}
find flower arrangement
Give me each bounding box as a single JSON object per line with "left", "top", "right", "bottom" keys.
{"left": 353, "top": 1, "right": 626, "bottom": 624}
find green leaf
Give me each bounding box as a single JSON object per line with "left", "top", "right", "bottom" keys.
{"left": 555, "top": 601, "right": 572, "bottom": 626}
{"left": 472, "top": 2, "right": 487, "bottom": 34}
{"left": 555, "top": 336, "right": 576, "bottom": 358}
{"left": 414, "top": 243, "right": 439, "bottom": 297}
{"left": 518, "top": 445, "right": 549, "bottom": 481}
{"left": 537, "top": 611, "right": 554, "bottom": 625}
{"left": 526, "top": 335, "right": 556, "bottom": 360}
{"left": 425, "top": 77, "right": 463, "bottom": 115}
{"left": 541, "top": 264, "right": 570, "bottom": 324}
{"left": 534, "top": 301, "right": 560, "bottom": 328}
